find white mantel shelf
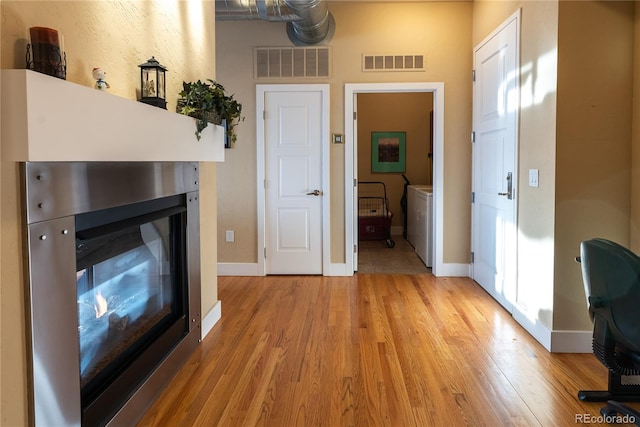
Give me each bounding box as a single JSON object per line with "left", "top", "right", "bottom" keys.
{"left": 1, "top": 70, "right": 225, "bottom": 162}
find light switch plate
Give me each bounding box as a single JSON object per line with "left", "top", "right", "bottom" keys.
{"left": 529, "top": 169, "right": 539, "bottom": 187}
{"left": 225, "top": 230, "right": 235, "bottom": 242}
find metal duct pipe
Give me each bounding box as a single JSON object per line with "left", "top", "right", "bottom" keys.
{"left": 283, "top": 0, "right": 333, "bottom": 45}
{"left": 215, "top": 0, "right": 299, "bottom": 22}
{"left": 215, "top": 0, "right": 334, "bottom": 45}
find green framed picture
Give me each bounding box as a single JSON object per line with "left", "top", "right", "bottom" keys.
{"left": 371, "top": 131, "right": 406, "bottom": 173}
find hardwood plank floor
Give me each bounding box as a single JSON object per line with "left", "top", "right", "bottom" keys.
{"left": 137, "top": 274, "right": 625, "bottom": 426}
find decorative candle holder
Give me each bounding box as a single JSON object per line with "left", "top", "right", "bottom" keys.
{"left": 26, "top": 26, "right": 66, "bottom": 80}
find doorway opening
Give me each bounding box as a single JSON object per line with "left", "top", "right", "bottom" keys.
{"left": 356, "top": 92, "right": 434, "bottom": 274}
{"left": 345, "top": 83, "right": 445, "bottom": 276}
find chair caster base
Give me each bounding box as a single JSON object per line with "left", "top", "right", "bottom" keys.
{"left": 598, "top": 401, "right": 640, "bottom": 426}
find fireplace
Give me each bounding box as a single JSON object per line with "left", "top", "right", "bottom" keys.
{"left": 23, "top": 162, "right": 201, "bottom": 427}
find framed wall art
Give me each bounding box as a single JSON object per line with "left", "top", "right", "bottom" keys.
{"left": 371, "top": 131, "right": 406, "bottom": 173}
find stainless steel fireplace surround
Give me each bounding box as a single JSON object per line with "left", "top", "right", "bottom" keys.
{"left": 23, "top": 162, "right": 202, "bottom": 427}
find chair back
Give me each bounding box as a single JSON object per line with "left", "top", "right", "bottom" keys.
{"left": 580, "top": 238, "right": 640, "bottom": 354}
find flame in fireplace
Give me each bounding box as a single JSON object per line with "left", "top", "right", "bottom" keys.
{"left": 94, "top": 291, "right": 108, "bottom": 318}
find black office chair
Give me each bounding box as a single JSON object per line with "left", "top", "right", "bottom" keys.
{"left": 578, "top": 238, "right": 640, "bottom": 423}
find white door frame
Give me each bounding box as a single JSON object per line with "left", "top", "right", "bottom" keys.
{"left": 256, "top": 84, "right": 331, "bottom": 276}
{"left": 345, "top": 83, "right": 445, "bottom": 276}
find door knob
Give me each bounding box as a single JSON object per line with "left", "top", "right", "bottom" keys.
{"left": 306, "top": 189, "right": 322, "bottom": 196}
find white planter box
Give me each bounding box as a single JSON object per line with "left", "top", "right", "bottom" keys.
{"left": 1, "top": 70, "right": 225, "bottom": 162}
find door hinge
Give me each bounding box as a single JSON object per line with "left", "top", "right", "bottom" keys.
{"left": 263, "top": 110, "right": 266, "bottom": 120}
{"left": 471, "top": 192, "right": 475, "bottom": 203}
{"left": 472, "top": 69, "right": 476, "bottom": 82}
{"left": 471, "top": 131, "right": 475, "bottom": 143}
{"left": 354, "top": 244, "right": 357, "bottom": 253}
{"left": 264, "top": 247, "right": 267, "bottom": 258}
{"left": 354, "top": 178, "right": 357, "bottom": 187}
{"left": 470, "top": 251, "right": 475, "bottom": 263}
{"left": 353, "top": 111, "right": 357, "bottom": 120}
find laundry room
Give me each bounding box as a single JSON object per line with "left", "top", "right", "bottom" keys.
{"left": 356, "top": 91, "right": 434, "bottom": 274}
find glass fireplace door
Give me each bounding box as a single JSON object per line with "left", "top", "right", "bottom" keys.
{"left": 75, "top": 196, "right": 189, "bottom": 424}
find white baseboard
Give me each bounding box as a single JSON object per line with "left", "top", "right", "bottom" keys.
{"left": 436, "top": 263, "right": 470, "bottom": 277}
{"left": 512, "top": 304, "right": 552, "bottom": 351}
{"left": 218, "top": 262, "right": 260, "bottom": 276}
{"left": 550, "top": 330, "right": 592, "bottom": 353}
{"left": 218, "top": 262, "right": 351, "bottom": 277}
{"left": 201, "top": 300, "right": 221, "bottom": 341}
{"left": 327, "top": 263, "right": 350, "bottom": 276}
{"left": 512, "top": 305, "right": 593, "bottom": 353}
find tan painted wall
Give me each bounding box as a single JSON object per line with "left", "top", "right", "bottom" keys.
{"left": 0, "top": 1, "right": 217, "bottom": 424}
{"left": 357, "top": 92, "right": 433, "bottom": 228}
{"left": 216, "top": 1, "right": 473, "bottom": 264}
{"left": 554, "top": 1, "right": 634, "bottom": 331}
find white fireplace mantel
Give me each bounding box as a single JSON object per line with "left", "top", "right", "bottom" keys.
{"left": 1, "top": 70, "right": 225, "bottom": 162}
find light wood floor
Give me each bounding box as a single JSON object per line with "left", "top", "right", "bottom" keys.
{"left": 137, "top": 274, "right": 626, "bottom": 426}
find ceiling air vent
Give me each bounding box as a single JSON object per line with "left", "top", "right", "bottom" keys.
{"left": 255, "top": 47, "right": 331, "bottom": 79}
{"left": 362, "top": 54, "right": 425, "bottom": 72}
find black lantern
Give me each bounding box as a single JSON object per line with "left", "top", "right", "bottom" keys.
{"left": 138, "top": 56, "right": 167, "bottom": 109}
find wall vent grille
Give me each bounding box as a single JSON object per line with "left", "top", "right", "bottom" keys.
{"left": 362, "top": 54, "right": 425, "bottom": 72}
{"left": 255, "top": 47, "right": 331, "bottom": 79}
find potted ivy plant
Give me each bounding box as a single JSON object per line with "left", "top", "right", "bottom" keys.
{"left": 177, "top": 79, "right": 244, "bottom": 143}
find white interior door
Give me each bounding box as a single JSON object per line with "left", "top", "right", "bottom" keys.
{"left": 472, "top": 12, "right": 519, "bottom": 312}
{"left": 264, "top": 90, "right": 323, "bottom": 274}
